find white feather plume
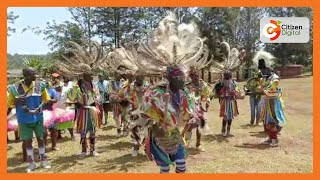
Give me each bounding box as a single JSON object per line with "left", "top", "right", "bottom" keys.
{"left": 136, "top": 11, "right": 207, "bottom": 73}
{"left": 252, "top": 50, "right": 275, "bottom": 68}
{"left": 209, "top": 42, "right": 245, "bottom": 74}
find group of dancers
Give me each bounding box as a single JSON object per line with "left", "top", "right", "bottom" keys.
{"left": 7, "top": 12, "right": 286, "bottom": 173}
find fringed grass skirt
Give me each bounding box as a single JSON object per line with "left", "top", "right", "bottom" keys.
{"left": 219, "top": 97, "right": 239, "bottom": 121}
{"left": 76, "top": 106, "right": 101, "bottom": 134}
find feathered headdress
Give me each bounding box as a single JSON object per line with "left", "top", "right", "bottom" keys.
{"left": 252, "top": 50, "right": 275, "bottom": 68}
{"left": 55, "top": 39, "right": 108, "bottom": 77}
{"left": 103, "top": 46, "right": 139, "bottom": 75}
{"left": 209, "top": 42, "right": 246, "bottom": 74}
{"left": 189, "top": 44, "right": 211, "bottom": 77}
{"left": 134, "top": 11, "right": 208, "bottom": 78}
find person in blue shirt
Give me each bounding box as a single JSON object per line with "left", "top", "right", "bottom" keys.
{"left": 7, "top": 68, "right": 52, "bottom": 172}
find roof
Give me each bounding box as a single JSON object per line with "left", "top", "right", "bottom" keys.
{"left": 275, "top": 64, "right": 304, "bottom": 68}
{"left": 7, "top": 69, "right": 22, "bottom": 77}
{"left": 285, "top": 64, "right": 304, "bottom": 67}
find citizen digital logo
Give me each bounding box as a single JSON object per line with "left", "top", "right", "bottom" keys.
{"left": 260, "top": 17, "right": 309, "bottom": 43}
{"left": 281, "top": 24, "right": 303, "bottom": 36}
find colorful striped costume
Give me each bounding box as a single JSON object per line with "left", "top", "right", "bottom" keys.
{"left": 74, "top": 80, "right": 101, "bottom": 155}
{"left": 141, "top": 83, "right": 194, "bottom": 173}
{"left": 109, "top": 80, "right": 129, "bottom": 134}
{"left": 76, "top": 81, "right": 101, "bottom": 134}
{"left": 125, "top": 81, "right": 151, "bottom": 153}
{"left": 258, "top": 73, "right": 286, "bottom": 142}
{"left": 182, "top": 79, "right": 211, "bottom": 148}
{"left": 219, "top": 79, "right": 240, "bottom": 120}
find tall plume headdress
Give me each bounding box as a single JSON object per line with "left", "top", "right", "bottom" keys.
{"left": 252, "top": 50, "right": 275, "bottom": 69}
{"left": 103, "top": 46, "right": 139, "bottom": 76}
{"left": 209, "top": 42, "right": 246, "bottom": 75}
{"left": 135, "top": 11, "right": 208, "bottom": 77}
{"left": 252, "top": 50, "right": 278, "bottom": 79}
{"left": 55, "top": 39, "right": 109, "bottom": 77}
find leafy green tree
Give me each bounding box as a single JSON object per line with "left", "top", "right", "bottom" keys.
{"left": 7, "top": 11, "right": 19, "bottom": 36}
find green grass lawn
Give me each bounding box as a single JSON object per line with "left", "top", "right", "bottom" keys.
{"left": 7, "top": 77, "right": 313, "bottom": 173}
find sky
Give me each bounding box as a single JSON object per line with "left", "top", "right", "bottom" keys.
{"left": 7, "top": 7, "right": 73, "bottom": 55}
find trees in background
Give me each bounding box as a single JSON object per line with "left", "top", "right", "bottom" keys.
{"left": 10, "top": 7, "right": 313, "bottom": 78}
{"left": 7, "top": 11, "right": 19, "bottom": 36}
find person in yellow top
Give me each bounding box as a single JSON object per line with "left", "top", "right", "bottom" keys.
{"left": 7, "top": 68, "right": 52, "bottom": 172}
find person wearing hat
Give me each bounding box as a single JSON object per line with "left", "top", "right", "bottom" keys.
{"left": 182, "top": 66, "right": 212, "bottom": 151}
{"left": 125, "top": 73, "right": 151, "bottom": 157}
{"left": 140, "top": 65, "right": 192, "bottom": 173}
{"left": 109, "top": 70, "right": 130, "bottom": 137}
{"left": 219, "top": 71, "right": 241, "bottom": 137}
{"left": 131, "top": 12, "right": 212, "bottom": 173}
{"left": 209, "top": 42, "right": 246, "bottom": 137}
{"left": 253, "top": 51, "right": 286, "bottom": 147}
{"left": 76, "top": 72, "right": 101, "bottom": 158}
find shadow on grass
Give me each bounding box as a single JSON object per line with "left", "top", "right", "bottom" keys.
{"left": 50, "top": 154, "right": 82, "bottom": 173}
{"left": 215, "top": 134, "right": 230, "bottom": 143}
{"left": 202, "top": 134, "right": 216, "bottom": 142}
{"left": 7, "top": 155, "right": 24, "bottom": 169}
{"left": 234, "top": 143, "right": 272, "bottom": 150}
{"left": 202, "top": 134, "right": 230, "bottom": 143}
{"left": 101, "top": 126, "right": 117, "bottom": 131}
{"left": 249, "top": 131, "right": 268, "bottom": 138}
{"left": 94, "top": 153, "right": 150, "bottom": 172}
{"left": 97, "top": 134, "right": 124, "bottom": 142}
{"left": 186, "top": 148, "right": 201, "bottom": 156}
{"left": 240, "top": 124, "right": 256, "bottom": 129}
{"left": 7, "top": 139, "right": 22, "bottom": 144}
{"left": 7, "top": 145, "right": 13, "bottom": 151}
{"left": 56, "top": 136, "right": 75, "bottom": 144}
{"left": 7, "top": 166, "right": 27, "bottom": 173}
{"left": 97, "top": 141, "right": 132, "bottom": 152}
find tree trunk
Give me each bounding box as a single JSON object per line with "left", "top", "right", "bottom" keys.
{"left": 201, "top": 69, "right": 204, "bottom": 80}
{"left": 236, "top": 70, "right": 240, "bottom": 81}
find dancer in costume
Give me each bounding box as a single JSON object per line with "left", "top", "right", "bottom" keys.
{"left": 106, "top": 47, "right": 147, "bottom": 140}
{"left": 108, "top": 71, "right": 130, "bottom": 137}
{"left": 183, "top": 65, "right": 212, "bottom": 151}
{"left": 110, "top": 47, "right": 154, "bottom": 156}
{"left": 7, "top": 68, "right": 52, "bottom": 172}
{"left": 127, "top": 74, "right": 151, "bottom": 157}
{"left": 76, "top": 72, "right": 101, "bottom": 157}
{"left": 131, "top": 12, "right": 208, "bottom": 173}
{"left": 55, "top": 40, "right": 109, "bottom": 157}
{"left": 210, "top": 42, "right": 246, "bottom": 137}
{"left": 253, "top": 51, "right": 286, "bottom": 147}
